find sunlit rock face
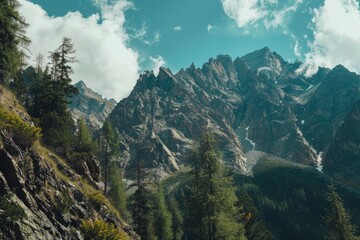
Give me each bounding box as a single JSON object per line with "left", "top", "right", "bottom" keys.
{"left": 107, "top": 48, "right": 360, "bottom": 179}
{"left": 69, "top": 81, "right": 117, "bottom": 130}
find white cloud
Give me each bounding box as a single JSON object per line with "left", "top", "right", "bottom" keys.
{"left": 221, "top": 0, "right": 301, "bottom": 29}
{"left": 19, "top": 0, "right": 139, "bottom": 101}
{"left": 133, "top": 23, "right": 147, "bottom": 39}
{"left": 221, "top": 0, "right": 268, "bottom": 28}
{"left": 150, "top": 56, "right": 166, "bottom": 76}
{"left": 174, "top": 26, "right": 182, "bottom": 32}
{"left": 303, "top": 0, "right": 360, "bottom": 75}
{"left": 264, "top": 1, "right": 302, "bottom": 29}
{"left": 154, "top": 32, "right": 161, "bottom": 43}
{"left": 207, "top": 24, "right": 219, "bottom": 33}
{"left": 293, "top": 38, "right": 301, "bottom": 57}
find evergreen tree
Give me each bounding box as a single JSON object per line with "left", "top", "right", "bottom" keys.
{"left": 187, "top": 132, "right": 247, "bottom": 240}
{"left": 129, "top": 149, "right": 157, "bottom": 240}
{"left": 324, "top": 185, "right": 359, "bottom": 240}
{"left": 27, "top": 38, "right": 79, "bottom": 156}
{"left": 168, "top": 195, "right": 183, "bottom": 240}
{"left": 154, "top": 184, "right": 173, "bottom": 240}
{"left": 0, "top": 0, "right": 29, "bottom": 84}
{"left": 131, "top": 185, "right": 156, "bottom": 240}
{"left": 48, "top": 37, "right": 78, "bottom": 114}
{"left": 108, "top": 163, "right": 129, "bottom": 220}
{"left": 239, "top": 190, "right": 274, "bottom": 240}
{"left": 75, "top": 119, "right": 95, "bottom": 154}
{"left": 101, "top": 120, "right": 119, "bottom": 194}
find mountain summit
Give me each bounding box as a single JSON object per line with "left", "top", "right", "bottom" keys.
{"left": 104, "top": 47, "right": 360, "bottom": 179}
{"left": 69, "top": 81, "right": 117, "bottom": 130}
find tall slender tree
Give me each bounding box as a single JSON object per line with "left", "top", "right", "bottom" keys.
{"left": 168, "top": 195, "right": 183, "bottom": 240}
{"left": 0, "top": 0, "right": 29, "bottom": 84}
{"left": 101, "top": 120, "right": 119, "bottom": 194}
{"left": 75, "top": 119, "right": 95, "bottom": 154}
{"left": 108, "top": 162, "right": 129, "bottom": 220}
{"left": 187, "top": 132, "right": 247, "bottom": 240}
{"left": 154, "top": 184, "right": 173, "bottom": 240}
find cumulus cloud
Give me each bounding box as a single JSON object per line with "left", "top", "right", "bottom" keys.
{"left": 19, "top": 0, "right": 139, "bottom": 101}
{"left": 150, "top": 56, "right": 166, "bottom": 76}
{"left": 303, "top": 0, "right": 360, "bottom": 75}
{"left": 174, "top": 26, "right": 182, "bottom": 32}
{"left": 221, "top": 0, "right": 301, "bottom": 29}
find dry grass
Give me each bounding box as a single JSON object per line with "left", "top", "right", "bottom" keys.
{"left": 0, "top": 85, "right": 28, "bottom": 116}
{"left": 33, "top": 142, "right": 122, "bottom": 219}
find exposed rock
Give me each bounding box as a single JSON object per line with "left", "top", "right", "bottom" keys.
{"left": 0, "top": 87, "right": 138, "bottom": 239}
{"left": 108, "top": 49, "right": 335, "bottom": 179}
{"left": 300, "top": 65, "right": 360, "bottom": 151}
{"left": 322, "top": 99, "right": 360, "bottom": 187}
{"left": 71, "top": 155, "right": 101, "bottom": 188}
{"left": 69, "top": 81, "right": 117, "bottom": 130}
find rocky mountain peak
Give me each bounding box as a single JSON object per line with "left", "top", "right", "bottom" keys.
{"left": 106, "top": 47, "right": 360, "bottom": 182}
{"left": 241, "top": 47, "right": 285, "bottom": 78}
{"left": 69, "top": 81, "right": 117, "bottom": 130}
{"left": 75, "top": 80, "right": 87, "bottom": 89}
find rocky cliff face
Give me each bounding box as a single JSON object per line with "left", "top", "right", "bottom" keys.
{"left": 69, "top": 81, "right": 117, "bottom": 130}
{"left": 0, "top": 87, "right": 137, "bottom": 239}
{"left": 322, "top": 99, "right": 360, "bottom": 187}
{"left": 299, "top": 65, "right": 360, "bottom": 152}
{"left": 109, "top": 48, "right": 353, "bottom": 179}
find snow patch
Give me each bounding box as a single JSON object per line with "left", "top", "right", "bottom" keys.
{"left": 316, "top": 152, "right": 323, "bottom": 172}
{"left": 245, "top": 126, "right": 256, "bottom": 150}
{"left": 301, "top": 120, "right": 305, "bottom": 125}
{"left": 256, "top": 67, "right": 272, "bottom": 76}
{"left": 305, "top": 84, "right": 314, "bottom": 91}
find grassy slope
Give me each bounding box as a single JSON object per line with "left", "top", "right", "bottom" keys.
{"left": 0, "top": 85, "right": 133, "bottom": 235}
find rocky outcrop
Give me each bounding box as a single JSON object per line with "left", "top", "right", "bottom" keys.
{"left": 0, "top": 87, "right": 138, "bottom": 239}
{"left": 322, "top": 99, "right": 360, "bottom": 187}
{"left": 109, "top": 61, "right": 246, "bottom": 179}
{"left": 299, "top": 65, "right": 360, "bottom": 152}
{"left": 69, "top": 81, "right": 117, "bottom": 130}
{"left": 0, "top": 131, "right": 138, "bottom": 239}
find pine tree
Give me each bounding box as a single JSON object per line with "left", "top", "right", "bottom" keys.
{"left": 101, "top": 120, "right": 119, "bottom": 194}
{"left": 168, "top": 195, "right": 183, "bottom": 240}
{"left": 27, "top": 38, "right": 79, "bottom": 156}
{"left": 0, "top": 0, "right": 29, "bottom": 84}
{"left": 48, "top": 37, "right": 78, "bottom": 114}
{"left": 324, "top": 185, "right": 359, "bottom": 240}
{"left": 75, "top": 119, "right": 95, "bottom": 154}
{"left": 108, "top": 163, "right": 129, "bottom": 220}
{"left": 239, "top": 190, "right": 274, "bottom": 240}
{"left": 187, "top": 132, "right": 247, "bottom": 240}
{"left": 154, "top": 184, "right": 173, "bottom": 240}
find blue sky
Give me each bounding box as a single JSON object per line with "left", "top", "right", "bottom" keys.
{"left": 20, "top": 0, "right": 360, "bottom": 100}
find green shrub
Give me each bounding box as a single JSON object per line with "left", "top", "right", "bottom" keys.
{"left": 0, "top": 193, "right": 26, "bottom": 227}
{"left": 89, "top": 191, "right": 108, "bottom": 209}
{"left": 0, "top": 107, "right": 41, "bottom": 147}
{"left": 60, "top": 189, "right": 73, "bottom": 214}
{"left": 81, "top": 219, "right": 130, "bottom": 240}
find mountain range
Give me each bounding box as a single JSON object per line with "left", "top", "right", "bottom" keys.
{"left": 99, "top": 47, "right": 360, "bottom": 185}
